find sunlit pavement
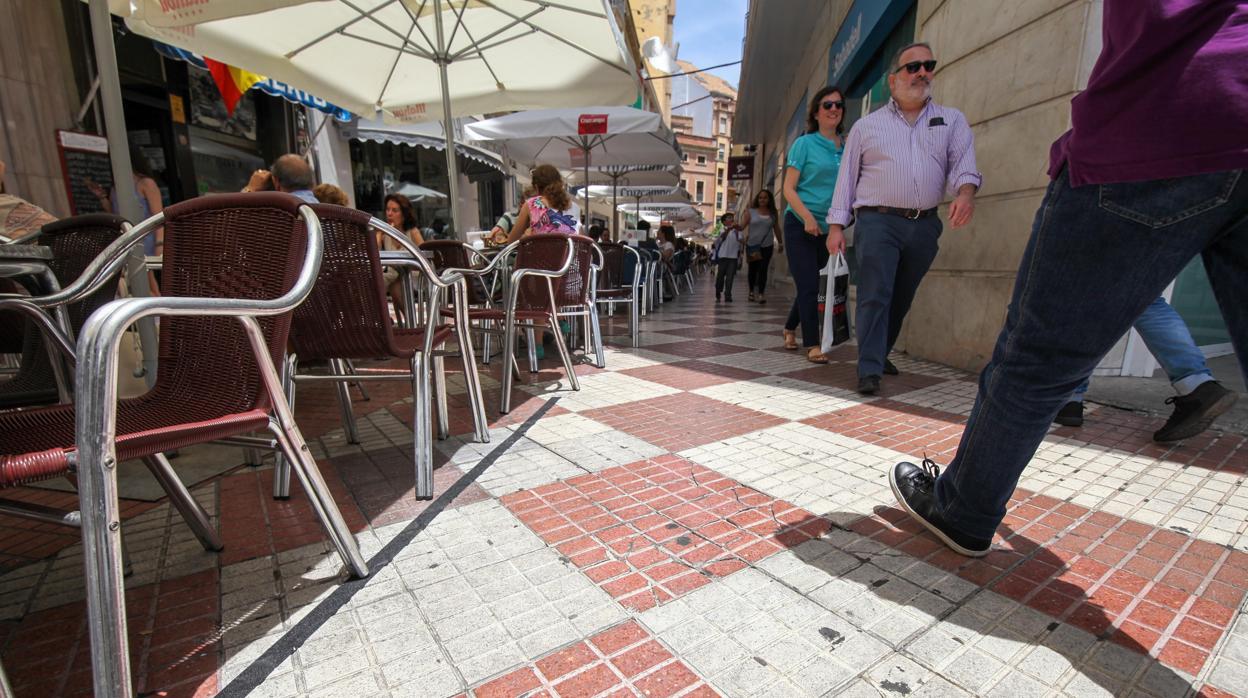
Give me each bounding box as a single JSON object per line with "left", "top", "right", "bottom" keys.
{"left": 1, "top": 271, "right": 1246, "bottom": 697}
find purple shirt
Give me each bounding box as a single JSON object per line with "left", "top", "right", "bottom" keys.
{"left": 1050, "top": 0, "right": 1248, "bottom": 186}
{"left": 828, "top": 99, "right": 981, "bottom": 227}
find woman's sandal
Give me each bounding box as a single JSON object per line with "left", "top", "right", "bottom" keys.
{"left": 782, "top": 329, "right": 798, "bottom": 350}
{"left": 806, "top": 347, "right": 829, "bottom": 364}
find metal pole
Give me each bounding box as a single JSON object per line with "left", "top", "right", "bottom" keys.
{"left": 611, "top": 173, "right": 619, "bottom": 241}
{"left": 90, "top": 0, "right": 158, "bottom": 387}
{"left": 582, "top": 138, "right": 590, "bottom": 233}
{"left": 432, "top": 0, "right": 463, "bottom": 240}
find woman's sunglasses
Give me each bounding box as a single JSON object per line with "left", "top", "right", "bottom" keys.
{"left": 895, "top": 60, "right": 938, "bottom": 74}
{"left": 821, "top": 100, "right": 844, "bottom": 111}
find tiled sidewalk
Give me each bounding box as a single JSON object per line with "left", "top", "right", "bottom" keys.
{"left": 1, "top": 272, "right": 1247, "bottom": 697}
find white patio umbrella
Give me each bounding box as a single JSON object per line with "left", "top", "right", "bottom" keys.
{"left": 573, "top": 174, "right": 683, "bottom": 237}
{"left": 108, "top": 0, "right": 639, "bottom": 237}
{"left": 464, "top": 106, "right": 681, "bottom": 227}
{"left": 390, "top": 182, "right": 448, "bottom": 202}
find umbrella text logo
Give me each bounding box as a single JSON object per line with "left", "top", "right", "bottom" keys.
{"left": 578, "top": 114, "right": 609, "bottom": 135}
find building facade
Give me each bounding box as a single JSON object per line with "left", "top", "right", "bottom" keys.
{"left": 672, "top": 114, "right": 716, "bottom": 224}
{"left": 670, "top": 60, "right": 738, "bottom": 225}
{"left": 733, "top": 0, "right": 1228, "bottom": 377}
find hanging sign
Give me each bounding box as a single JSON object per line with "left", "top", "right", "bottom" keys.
{"left": 727, "top": 155, "right": 754, "bottom": 182}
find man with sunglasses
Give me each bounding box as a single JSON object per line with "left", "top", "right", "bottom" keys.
{"left": 889, "top": 0, "right": 1247, "bottom": 559}
{"left": 827, "top": 42, "right": 981, "bottom": 396}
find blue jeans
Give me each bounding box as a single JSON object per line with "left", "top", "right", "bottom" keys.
{"left": 935, "top": 168, "right": 1248, "bottom": 541}
{"left": 783, "top": 212, "right": 829, "bottom": 348}
{"left": 854, "top": 211, "right": 942, "bottom": 378}
{"left": 1070, "top": 295, "right": 1212, "bottom": 400}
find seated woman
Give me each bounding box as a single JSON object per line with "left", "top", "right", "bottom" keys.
{"left": 492, "top": 165, "right": 580, "bottom": 244}
{"left": 382, "top": 193, "right": 425, "bottom": 323}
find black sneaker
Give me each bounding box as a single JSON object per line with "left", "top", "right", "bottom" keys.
{"left": 1153, "top": 381, "right": 1238, "bottom": 443}
{"left": 1054, "top": 401, "right": 1084, "bottom": 427}
{"left": 883, "top": 359, "right": 899, "bottom": 376}
{"left": 890, "top": 460, "right": 991, "bottom": 557}
{"left": 857, "top": 375, "right": 880, "bottom": 395}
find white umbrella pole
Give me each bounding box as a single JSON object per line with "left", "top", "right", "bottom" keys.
{"left": 88, "top": 0, "right": 158, "bottom": 392}
{"left": 583, "top": 147, "right": 590, "bottom": 234}
{"left": 433, "top": 0, "right": 463, "bottom": 239}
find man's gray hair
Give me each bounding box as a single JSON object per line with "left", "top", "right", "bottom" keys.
{"left": 890, "top": 42, "right": 934, "bottom": 72}
{"left": 271, "top": 153, "right": 314, "bottom": 192}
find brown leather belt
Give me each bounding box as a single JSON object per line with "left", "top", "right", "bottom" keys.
{"left": 857, "top": 206, "right": 938, "bottom": 220}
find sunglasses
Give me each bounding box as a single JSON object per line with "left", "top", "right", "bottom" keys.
{"left": 820, "top": 99, "right": 845, "bottom": 111}
{"left": 895, "top": 60, "right": 937, "bottom": 74}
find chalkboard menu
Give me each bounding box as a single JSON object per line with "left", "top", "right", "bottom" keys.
{"left": 56, "top": 130, "right": 113, "bottom": 215}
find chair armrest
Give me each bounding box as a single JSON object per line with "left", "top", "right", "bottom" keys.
{"left": 26, "top": 219, "right": 150, "bottom": 309}
{"left": 369, "top": 218, "right": 463, "bottom": 289}
{"left": 0, "top": 298, "right": 77, "bottom": 366}
{"left": 434, "top": 239, "right": 519, "bottom": 284}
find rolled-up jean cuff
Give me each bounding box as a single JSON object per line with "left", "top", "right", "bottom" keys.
{"left": 1172, "top": 372, "right": 1214, "bottom": 396}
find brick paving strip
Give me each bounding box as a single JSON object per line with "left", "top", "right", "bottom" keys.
{"left": 0, "top": 282, "right": 1246, "bottom": 697}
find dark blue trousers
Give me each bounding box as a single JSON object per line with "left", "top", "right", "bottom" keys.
{"left": 853, "top": 210, "right": 942, "bottom": 378}
{"left": 783, "top": 212, "right": 829, "bottom": 348}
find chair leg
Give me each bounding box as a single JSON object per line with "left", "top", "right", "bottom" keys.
{"left": 243, "top": 447, "right": 263, "bottom": 467}
{"left": 268, "top": 420, "right": 369, "bottom": 577}
{"left": 589, "top": 305, "right": 606, "bottom": 368}
{"left": 548, "top": 313, "right": 580, "bottom": 391}
{"left": 410, "top": 353, "right": 434, "bottom": 499}
{"left": 141, "top": 454, "right": 222, "bottom": 551}
{"left": 433, "top": 352, "right": 449, "bottom": 440}
{"left": 273, "top": 354, "right": 297, "bottom": 500}
{"left": 500, "top": 314, "right": 518, "bottom": 414}
{"left": 330, "top": 358, "right": 360, "bottom": 445}
{"left": 631, "top": 297, "right": 640, "bottom": 348}
{"left": 525, "top": 324, "right": 539, "bottom": 373}
{"left": 454, "top": 299, "right": 489, "bottom": 444}
{"left": 76, "top": 448, "right": 133, "bottom": 696}
{"left": 481, "top": 319, "right": 493, "bottom": 365}
{"left": 346, "top": 359, "right": 371, "bottom": 401}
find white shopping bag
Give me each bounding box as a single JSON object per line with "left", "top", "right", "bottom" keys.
{"left": 820, "top": 253, "right": 851, "bottom": 354}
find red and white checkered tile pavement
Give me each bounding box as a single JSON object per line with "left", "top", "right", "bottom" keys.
{"left": 1, "top": 273, "right": 1246, "bottom": 697}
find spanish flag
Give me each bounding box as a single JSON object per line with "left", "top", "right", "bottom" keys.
{"left": 204, "top": 58, "right": 265, "bottom": 116}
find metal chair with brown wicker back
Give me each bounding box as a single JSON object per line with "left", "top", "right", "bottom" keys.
{"left": 420, "top": 239, "right": 500, "bottom": 364}
{"left": 593, "top": 241, "right": 643, "bottom": 348}
{"left": 0, "top": 213, "right": 128, "bottom": 408}
{"left": 439, "top": 235, "right": 580, "bottom": 414}
{"left": 0, "top": 192, "right": 368, "bottom": 697}
{"left": 553, "top": 234, "right": 606, "bottom": 368}
{"left": 277, "top": 204, "right": 487, "bottom": 501}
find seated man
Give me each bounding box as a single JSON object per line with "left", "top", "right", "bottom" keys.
{"left": 243, "top": 154, "right": 317, "bottom": 203}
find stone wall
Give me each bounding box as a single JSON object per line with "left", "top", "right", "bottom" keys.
{"left": 0, "top": 0, "right": 82, "bottom": 218}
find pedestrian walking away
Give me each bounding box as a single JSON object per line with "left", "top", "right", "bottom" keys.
{"left": 739, "top": 189, "right": 783, "bottom": 304}
{"left": 712, "top": 212, "right": 744, "bottom": 303}
{"left": 1055, "top": 295, "right": 1239, "bottom": 441}
{"left": 782, "top": 86, "right": 846, "bottom": 364}
{"left": 828, "top": 41, "right": 982, "bottom": 396}
{"left": 889, "top": 0, "right": 1248, "bottom": 559}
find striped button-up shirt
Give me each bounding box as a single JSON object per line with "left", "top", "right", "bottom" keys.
{"left": 827, "top": 98, "right": 982, "bottom": 227}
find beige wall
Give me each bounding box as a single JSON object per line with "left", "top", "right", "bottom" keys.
{"left": 629, "top": 0, "right": 677, "bottom": 120}
{"left": 0, "top": 0, "right": 82, "bottom": 218}
{"left": 897, "top": 0, "right": 1101, "bottom": 371}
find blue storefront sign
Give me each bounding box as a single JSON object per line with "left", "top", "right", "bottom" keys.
{"left": 827, "top": 0, "right": 915, "bottom": 89}
{"left": 153, "top": 41, "right": 353, "bottom": 122}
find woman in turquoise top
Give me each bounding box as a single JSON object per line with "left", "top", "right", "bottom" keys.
{"left": 781, "top": 86, "right": 845, "bottom": 363}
